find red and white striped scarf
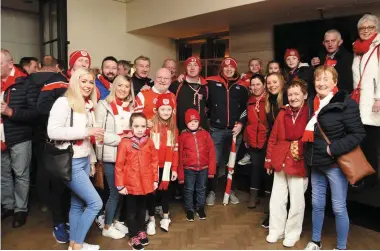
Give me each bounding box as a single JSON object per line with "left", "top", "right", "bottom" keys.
{"left": 110, "top": 98, "right": 132, "bottom": 135}
{"left": 76, "top": 99, "right": 96, "bottom": 145}
{"left": 151, "top": 127, "right": 176, "bottom": 190}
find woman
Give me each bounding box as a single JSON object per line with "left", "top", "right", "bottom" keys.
{"left": 284, "top": 48, "right": 315, "bottom": 97}
{"left": 265, "top": 79, "right": 309, "bottom": 248}
{"left": 95, "top": 75, "right": 135, "bottom": 239}
{"left": 48, "top": 68, "right": 104, "bottom": 250}
{"left": 266, "top": 60, "right": 281, "bottom": 74}
{"left": 243, "top": 74, "right": 269, "bottom": 209}
{"left": 303, "top": 66, "right": 365, "bottom": 250}
{"left": 261, "top": 72, "right": 288, "bottom": 229}
{"left": 352, "top": 14, "right": 380, "bottom": 188}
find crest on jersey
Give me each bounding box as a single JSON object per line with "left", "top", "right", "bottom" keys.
{"left": 153, "top": 98, "right": 158, "bottom": 104}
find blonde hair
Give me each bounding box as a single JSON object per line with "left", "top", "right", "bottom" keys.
{"left": 314, "top": 65, "right": 338, "bottom": 83}
{"left": 248, "top": 58, "right": 264, "bottom": 75}
{"left": 151, "top": 109, "right": 177, "bottom": 146}
{"left": 265, "top": 72, "right": 285, "bottom": 113}
{"left": 65, "top": 68, "right": 97, "bottom": 113}
{"left": 105, "top": 75, "right": 135, "bottom": 107}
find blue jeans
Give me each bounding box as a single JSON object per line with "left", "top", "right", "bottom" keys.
{"left": 209, "top": 127, "right": 242, "bottom": 192}
{"left": 104, "top": 162, "right": 120, "bottom": 225}
{"left": 184, "top": 169, "right": 208, "bottom": 212}
{"left": 66, "top": 157, "right": 102, "bottom": 244}
{"left": 311, "top": 166, "right": 349, "bottom": 250}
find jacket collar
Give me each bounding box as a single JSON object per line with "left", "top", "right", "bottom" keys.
{"left": 320, "top": 90, "right": 349, "bottom": 113}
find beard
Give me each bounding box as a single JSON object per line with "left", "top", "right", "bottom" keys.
{"left": 102, "top": 73, "right": 116, "bottom": 83}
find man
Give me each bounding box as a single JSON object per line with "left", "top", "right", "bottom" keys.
{"left": 311, "top": 29, "right": 353, "bottom": 93}
{"left": 170, "top": 56, "right": 208, "bottom": 132}
{"left": 19, "top": 57, "right": 39, "bottom": 75}
{"left": 134, "top": 68, "right": 176, "bottom": 122}
{"left": 67, "top": 50, "right": 91, "bottom": 78}
{"left": 1, "top": 49, "right": 39, "bottom": 228}
{"left": 132, "top": 55, "right": 154, "bottom": 96}
{"left": 163, "top": 58, "right": 177, "bottom": 82}
{"left": 32, "top": 56, "right": 71, "bottom": 242}
{"left": 96, "top": 56, "right": 118, "bottom": 100}
{"left": 206, "top": 57, "right": 249, "bottom": 206}
{"left": 117, "top": 60, "right": 131, "bottom": 76}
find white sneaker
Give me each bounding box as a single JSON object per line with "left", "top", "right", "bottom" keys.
{"left": 304, "top": 242, "right": 321, "bottom": 250}
{"left": 102, "top": 225, "right": 125, "bottom": 239}
{"left": 206, "top": 191, "right": 216, "bottom": 206}
{"left": 266, "top": 234, "right": 284, "bottom": 243}
{"left": 146, "top": 220, "right": 156, "bottom": 236}
{"left": 95, "top": 214, "right": 105, "bottom": 230}
{"left": 160, "top": 218, "right": 171, "bottom": 232}
{"left": 238, "top": 153, "right": 251, "bottom": 165}
{"left": 229, "top": 191, "right": 240, "bottom": 204}
{"left": 82, "top": 243, "right": 100, "bottom": 250}
{"left": 283, "top": 238, "right": 300, "bottom": 247}
{"left": 113, "top": 221, "right": 129, "bottom": 235}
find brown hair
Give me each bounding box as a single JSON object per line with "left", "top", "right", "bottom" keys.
{"left": 265, "top": 72, "right": 285, "bottom": 113}
{"left": 129, "top": 113, "right": 147, "bottom": 128}
{"left": 314, "top": 65, "right": 338, "bottom": 83}
{"left": 286, "top": 79, "right": 308, "bottom": 95}
{"left": 151, "top": 109, "right": 177, "bottom": 146}
{"left": 134, "top": 55, "right": 150, "bottom": 66}
{"left": 248, "top": 58, "right": 264, "bottom": 75}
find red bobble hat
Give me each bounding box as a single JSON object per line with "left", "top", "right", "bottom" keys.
{"left": 69, "top": 50, "right": 91, "bottom": 70}
{"left": 284, "top": 49, "right": 300, "bottom": 61}
{"left": 155, "top": 93, "right": 175, "bottom": 109}
{"left": 184, "top": 56, "right": 202, "bottom": 68}
{"left": 185, "top": 108, "right": 200, "bottom": 124}
{"left": 221, "top": 57, "right": 238, "bottom": 70}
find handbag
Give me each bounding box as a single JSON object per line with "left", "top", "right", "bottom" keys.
{"left": 317, "top": 122, "right": 375, "bottom": 185}
{"left": 43, "top": 109, "right": 74, "bottom": 182}
{"left": 93, "top": 112, "right": 108, "bottom": 189}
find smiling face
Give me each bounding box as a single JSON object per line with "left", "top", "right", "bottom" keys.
{"left": 315, "top": 70, "right": 337, "bottom": 99}
{"left": 115, "top": 78, "right": 131, "bottom": 100}
{"left": 79, "top": 73, "right": 95, "bottom": 98}
{"left": 135, "top": 59, "right": 150, "bottom": 78}
{"left": 249, "top": 60, "right": 261, "bottom": 74}
{"left": 131, "top": 117, "right": 147, "bottom": 138}
{"left": 154, "top": 68, "right": 171, "bottom": 93}
{"left": 288, "top": 85, "right": 306, "bottom": 109}
{"left": 359, "top": 20, "right": 377, "bottom": 41}
{"left": 72, "top": 56, "right": 90, "bottom": 71}
{"left": 186, "top": 61, "right": 200, "bottom": 78}
{"left": 250, "top": 77, "right": 265, "bottom": 97}
{"left": 102, "top": 60, "right": 118, "bottom": 82}
{"left": 266, "top": 74, "right": 283, "bottom": 95}
{"left": 157, "top": 105, "right": 173, "bottom": 121}
{"left": 223, "top": 65, "right": 236, "bottom": 78}
{"left": 268, "top": 62, "right": 280, "bottom": 74}
{"left": 286, "top": 56, "right": 299, "bottom": 70}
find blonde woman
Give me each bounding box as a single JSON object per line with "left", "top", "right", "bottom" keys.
{"left": 95, "top": 75, "right": 135, "bottom": 239}
{"left": 48, "top": 68, "right": 104, "bottom": 250}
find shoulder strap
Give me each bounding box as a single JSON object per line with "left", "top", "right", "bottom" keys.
{"left": 252, "top": 107, "right": 267, "bottom": 128}
{"left": 100, "top": 112, "right": 108, "bottom": 162}
{"left": 317, "top": 121, "right": 331, "bottom": 145}
{"left": 358, "top": 44, "right": 380, "bottom": 89}
{"left": 175, "top": 83, "right": 183, "bottom": 100}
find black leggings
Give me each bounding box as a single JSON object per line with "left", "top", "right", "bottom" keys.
{"left": 147, "top": 168, "right": 170, "bottom": 216}
{"left": 248, "top": 147, "right": 273, "bottom": 192}
{"left": 124, "top": 194, "right": 147, "bottom": 237}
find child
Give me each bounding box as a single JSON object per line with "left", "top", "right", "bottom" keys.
{"left": 146, "top": 93, "right": 178, "bottom": 235}
{"left": 115, "top": 113, "right": 159, "bottom": 250}
{"left": 178, "top": 109, "right": 216, "bottom": 221}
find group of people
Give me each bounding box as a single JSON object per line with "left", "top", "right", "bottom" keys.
{"left": 1, "top": 13, "right": 379, "bottom": 250}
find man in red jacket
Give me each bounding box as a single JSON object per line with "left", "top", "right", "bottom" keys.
{"left": 178, "top": 109, "right": 216, "bottom": 221}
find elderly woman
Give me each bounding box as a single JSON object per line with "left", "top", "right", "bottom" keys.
{"left": 352, "top": 14, "right": 380, "bottom": 188}
{"left": 303, "top": 66, "right": 366, "bottom": 250}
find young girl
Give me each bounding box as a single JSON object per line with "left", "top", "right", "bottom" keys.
{"left": 241, "top": 58, "right": 264, "bottom": 86}
{"left": 178, "top": 109, "right": 216, "bottom": 221}
{"left": 146, "top": 93, "right": 178, "bottom": 234}
{"left": 115, "top": 113, "right": 158, "bottom": 251}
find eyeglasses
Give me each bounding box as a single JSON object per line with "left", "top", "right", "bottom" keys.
{"left": 156, "top": 76, "right": 171, "bottom": 81}
{"left": 359, "top": 25, "right": 376, "bottom": 32}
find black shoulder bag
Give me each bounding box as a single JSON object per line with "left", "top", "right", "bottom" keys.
{"left": 43, "top": 109, "right": 74, "bottom": 182}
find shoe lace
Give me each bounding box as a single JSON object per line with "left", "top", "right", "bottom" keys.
{"left": 131, "top": 237, "right": 141, "bottom": 245}
{"left": 138, "top": 231, "right": 147, "bottom": 239}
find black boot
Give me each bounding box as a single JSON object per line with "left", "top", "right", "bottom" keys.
{"left": 247, "top": 189, "right": 259, "bottom": 209}
{"left": 12, "top": 212, "right": 27, "bottom": 228}
{"left": 1, "top": 208, "right": 14, "bottom": 220}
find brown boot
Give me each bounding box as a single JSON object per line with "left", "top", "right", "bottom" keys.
{"left": 247, "top": 189, "right": 259, "bottom": 209}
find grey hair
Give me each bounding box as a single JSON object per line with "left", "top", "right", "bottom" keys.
{"left": 324, "top": 29, "right": 342, "bottom": 40}
{"left": 357, "top": 14, "right": 379, "bottom": 31}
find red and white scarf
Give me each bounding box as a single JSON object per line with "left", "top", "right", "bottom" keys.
{"left": 302, "top": 87, "right": 338, "bottom": 142}
{"left": 151, "top": 127, "right": 176, "bottom": 190}
{"left": 110, "top": 98, "right": 132, "bottom": 135}
{"left": 98, "top": 74, "right": 111, "bottom": 90}
{"left": 76, "top": 99, "right": 96, "bottom": 146}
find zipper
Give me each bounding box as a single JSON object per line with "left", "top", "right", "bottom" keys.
{"left": 226, "top": 82, "right": 238, "bottom": 127}
{"left": 193, "top": 133, "right": 200, "bottom": 167}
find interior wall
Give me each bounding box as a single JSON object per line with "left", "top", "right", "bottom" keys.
{"left": 67, "top": 0, "right": 175, "bottom": 74}
{"left": 230, "top": 2, "right": 380, "bottom": 74}
{"left": 1, "top": 8, "right": 40, "bottom": 63}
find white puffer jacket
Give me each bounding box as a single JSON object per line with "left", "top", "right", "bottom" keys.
{"left": 352, "top": 33, "right": 380, "bottom": 126}
{"left": 95, "top": 100, "right": 133, "bottom": 163}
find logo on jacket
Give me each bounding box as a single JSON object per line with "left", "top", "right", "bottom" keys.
{"left": 216, "top": 83, "right": 222, "bottom": 87}
{"left": 80, "top": 51, "right": 88, "bottom": 56}
{"left": 225, "top": 59, "right": 231, "bottom": 65}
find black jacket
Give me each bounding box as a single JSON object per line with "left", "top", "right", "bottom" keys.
{"left": 2, "top": 76, "right": 40, "bottom": 147}
{"left": 287, "top": 65, "right": 315, "bottom": 97}
{"left": 206, "top": 74, "right": 248, "bottom": 129}
{"left": 316, "top": 47, "right": 354, "bottom": 93}
{"left": 305, "top": 91, "right": 366, "bottom": 168}
{"left": 170, "top": 78, "right": 209, "bottom": 132}
{"left": 266, "top": 92, "right": 289, "bottom": 134}
{"left": 132, "top": 73, "right": 154, "bottom": 96}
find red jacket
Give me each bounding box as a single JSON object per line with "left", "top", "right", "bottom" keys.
{"left": 178, "top": 128, "right": 216, "bottom": 184}
{"left": 115, "top": 136, "right": 159, "bottom": 195}
{"left": 243, "top": 95, "right": 268, "bottom": 149}
{"left": 264, "top": 105, "right": 309, "bottom": 177}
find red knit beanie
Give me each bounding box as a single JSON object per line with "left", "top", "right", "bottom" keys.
{"left": 284, "top": 49, "right": 300, "bottom": 61}
{"left": 155, "top": 93, "right": 175, "bottom": 109}
{"left": 185, "top": 108, "right": 200, "bottom": 124}
{"left": 184, "top": 56, "right": 201, "bottom": 69}
{"left": 221, "top": 57, "right": 238, "bottom": 70}
{"left": 69, "top": 50, "right": 91, "bottom": 70}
